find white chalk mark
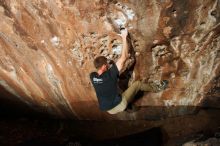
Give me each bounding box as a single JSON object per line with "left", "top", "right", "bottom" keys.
{"left": 50, "top": 36, "right": 60, "bottom": 46}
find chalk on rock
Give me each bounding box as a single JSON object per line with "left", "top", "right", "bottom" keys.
{"left": 50, "top": 36, "right": 60, "bottom": 46}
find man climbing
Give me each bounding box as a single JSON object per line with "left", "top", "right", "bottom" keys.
{"left": 90, "top": 28, "right": 168, "bottom": 114}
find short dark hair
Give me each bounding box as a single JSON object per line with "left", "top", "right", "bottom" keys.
{"left": 93, "top": 56, "right": 107, "bottom": 69}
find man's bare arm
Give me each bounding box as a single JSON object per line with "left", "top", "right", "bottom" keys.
{"left": 116, "top": 28, "right": 129, "bottom": 74}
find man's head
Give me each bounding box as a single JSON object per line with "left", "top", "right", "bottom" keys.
{"left": 93, "top": 56, "right": 108, "bottom": 72}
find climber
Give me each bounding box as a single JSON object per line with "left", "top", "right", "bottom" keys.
{"left": 90, "top": 28, "right": 168, "bottom": 114}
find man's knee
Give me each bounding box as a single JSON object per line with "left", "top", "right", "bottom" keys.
{"left": 132, "top": 80, "right": 141, "bottom": 88}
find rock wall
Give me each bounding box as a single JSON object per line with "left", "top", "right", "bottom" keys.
{"left": 0, "top": 0, "right": 219, "bottom": 120}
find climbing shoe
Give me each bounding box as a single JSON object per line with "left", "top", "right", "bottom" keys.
{"left": 151, "top": 80, "right": 169, "bottom": 92}
{"left": 160, "top": 80, "right": 169, "bottom": 90}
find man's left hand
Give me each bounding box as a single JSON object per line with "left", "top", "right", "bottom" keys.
{"left": 120, "top": 28, "right": 128, "bottom": 39}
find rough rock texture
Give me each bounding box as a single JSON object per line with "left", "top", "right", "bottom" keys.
{"left": 0, "top": 0, "right": 219, "bottom": 120}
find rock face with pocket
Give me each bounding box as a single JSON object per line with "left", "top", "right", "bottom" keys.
{"left": 0, "top": 0, "right": 219, "bottom": 120}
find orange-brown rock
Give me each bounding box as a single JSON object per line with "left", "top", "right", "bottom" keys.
{"left": 0, "top": 0, "right": 219, "bottom": 120}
